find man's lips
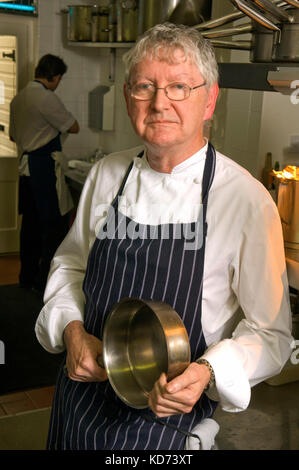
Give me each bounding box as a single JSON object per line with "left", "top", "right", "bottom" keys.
{"left": 146, "top": 120, "right": 178, "bottom": 124}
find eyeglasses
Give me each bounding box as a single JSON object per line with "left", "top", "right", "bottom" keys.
{"left": 128, "top": 82, "right": 207, "bottom": 101}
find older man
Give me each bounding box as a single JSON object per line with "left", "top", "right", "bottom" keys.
{"left": 35, "top": 24, "right": 292, "bottom": 450}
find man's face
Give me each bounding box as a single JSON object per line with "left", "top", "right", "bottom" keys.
{"left": 124, "top": 50, "right": 219, "bottom": 156}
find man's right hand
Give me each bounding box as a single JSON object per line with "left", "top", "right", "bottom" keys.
{"left": 63, "top": 320, "right": 108, "bottom": 382}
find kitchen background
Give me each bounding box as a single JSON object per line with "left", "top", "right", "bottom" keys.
{"left": 33, "top": 1, "right": 299, "bottom": 174}
{"left": 0, "top": 0, "right": 299, "bottom": 450}
{"left": 1, "top": 0, "right": 299, "bottom": 255}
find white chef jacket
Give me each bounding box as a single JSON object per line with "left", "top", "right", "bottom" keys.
{"left": 9, "top": 81, "right": 75, "bottom": 215}
{"left": 9, "top": 80, "right": 75, "bottom": 159}
{"left": 35, "top": 143, "right": 293, "bottom": 413}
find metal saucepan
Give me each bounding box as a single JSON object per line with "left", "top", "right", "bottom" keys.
{"left": 102, "top": 298, "right": 191, "bottom": 409}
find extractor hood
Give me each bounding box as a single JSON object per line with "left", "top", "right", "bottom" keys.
{"left": 218, "top": 62, "right": 299, "bottom": 94}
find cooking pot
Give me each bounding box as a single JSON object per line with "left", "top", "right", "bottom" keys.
{"left": 251, "top": 24, "right": 275, "bottom": 62}
{"left": 102, "top": 298, "right": 191, "bottom": 409}
{"left": 91, "top": 6, "right": 110, "bottom": 42}
{"left": 68, "top": 5, "right": 93, "bottom": 41}
{"left": 273, "top": 8, "right": 299, "bottom": 61}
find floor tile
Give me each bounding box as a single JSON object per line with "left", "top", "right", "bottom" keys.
{"left": 25, "top": 387, "right": 55, "bottom": 409}
{"left": 2, "top": 396, "right": 36, "bottom": 415}
{"left": 0, "top": 391, "right": 29, "bottom": 404}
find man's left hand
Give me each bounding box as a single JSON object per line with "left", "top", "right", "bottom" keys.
{"left": 148, "top": 362, "right": 211, "bottom": 417}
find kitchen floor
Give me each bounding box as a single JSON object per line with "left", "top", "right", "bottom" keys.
{"left": 0, "top": 254, "right": 298, "bottom": 450}
{"left": 0, "top": 255, "right": 55, "bottom": 417}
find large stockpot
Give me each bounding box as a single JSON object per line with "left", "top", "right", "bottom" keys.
{"left": 68, "top": 5, "right": 93, "bottom": 41}
{"left": 102, "top": 298, "right": 191, "bottom": 409}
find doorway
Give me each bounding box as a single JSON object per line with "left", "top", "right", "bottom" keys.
{"left": 0, "top": 35, "right": 19, "bottom": 254}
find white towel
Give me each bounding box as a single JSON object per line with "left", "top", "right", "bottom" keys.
{"left": 184, "top": 418, "right": 220, "bottom": 450}
{"left": 52, "top": 151, "right": 74, "bottom": 216}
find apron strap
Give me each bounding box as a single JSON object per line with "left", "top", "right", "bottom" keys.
{"left": 141, "top": 413, "right": 201, "bottom": 446}
{"left": 111, "top": 151, "right": 144, "bottom": 207}
{"left": 202, "top": 142, "right": 216, "bottom": 205}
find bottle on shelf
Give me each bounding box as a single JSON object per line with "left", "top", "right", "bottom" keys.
{"left": 262, "top": 152, "right": 274, "bottom": 190}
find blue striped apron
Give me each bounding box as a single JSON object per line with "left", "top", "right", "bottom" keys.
{"left": 47, "top": 142, "right": 218, "bottom": 450}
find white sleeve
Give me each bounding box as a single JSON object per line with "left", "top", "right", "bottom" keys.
{"left": 201, "top": 198, "right": 293, "bottom": 412}
{"left": 40, "top": 92, "right": 75, "bottom": 134}
{"left": 35, "top": 164, "right": 99, "bottom": 354}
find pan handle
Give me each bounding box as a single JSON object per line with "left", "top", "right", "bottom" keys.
{"left": 230, "top": 0, "right": 281, "bottom": 31}
{"left": 202, "top": 23, "right": 253, "bottom": 38}
{"left": 282, "top": 0, "right": 299, "bottom": 7}
{"left": 253, "top": 0, "right": 294, "bottom": 22}
{"left": 194, "top": 11, "right": 245, "bottom": 30}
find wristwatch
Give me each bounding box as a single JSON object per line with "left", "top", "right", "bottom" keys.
{"left": 196, "top": 358, "right": 215, "bottom": 390}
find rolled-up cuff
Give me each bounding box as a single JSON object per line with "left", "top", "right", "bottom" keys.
{"left": 35, "top": 298, "right": 84, "bottom": 354}
{"left": 200, "top": 339, "right": 251, "bottom": 412}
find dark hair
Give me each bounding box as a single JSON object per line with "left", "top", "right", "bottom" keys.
{"left": 35, "top": 54, "right": 67, "bottom": 81}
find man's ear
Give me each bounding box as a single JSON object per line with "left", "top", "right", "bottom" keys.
{"left": 203, "top": 83, "right": 219, "bottom": 121}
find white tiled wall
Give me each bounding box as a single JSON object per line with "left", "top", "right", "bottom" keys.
{"left": 37, "top": 0, "right": 140, "bottom": 160}
{"left": 258, "top": 91, "right": 299, "bottom": 175}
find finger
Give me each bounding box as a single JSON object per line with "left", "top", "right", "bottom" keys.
{"left": 150, "top": 394, "right": 194, "bottom": 417}
{"left": 65, "top": 357, "right": 107, "bottom": 382}
{"left": 165, "top": 363, "right": 205, "bottom": 394}
{"left": 149, "top": 374, "right": 194, "bottom": 416}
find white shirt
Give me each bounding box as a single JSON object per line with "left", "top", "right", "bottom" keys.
{"left": 35, "top": 143, "right": 293, "bottom": 413}
{"left": 9, "top": 81, "right": 75, "bottom": 159}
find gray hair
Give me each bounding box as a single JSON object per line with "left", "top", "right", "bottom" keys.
{"left": 123, "top": 23, "right": 219, "bottom": 88}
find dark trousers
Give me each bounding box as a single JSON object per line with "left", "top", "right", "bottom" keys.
{"left": 19, "top": 176, "right": 70, "bottom": 292}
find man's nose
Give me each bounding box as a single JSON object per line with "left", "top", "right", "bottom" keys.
{"left": 150, "top": 88, "right": 171, "bottom": 110}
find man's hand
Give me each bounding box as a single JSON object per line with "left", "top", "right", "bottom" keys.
{"left": 148, "top": 362, "right": 211, "bottom": 417}
{"left": 63, "top": 320, "right": 108, "bottom": 382}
